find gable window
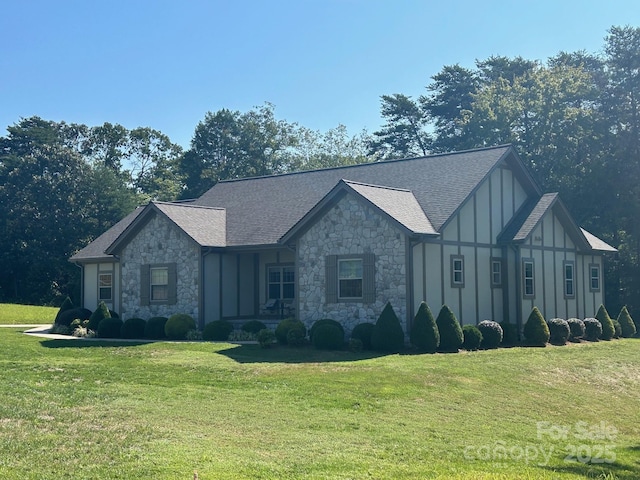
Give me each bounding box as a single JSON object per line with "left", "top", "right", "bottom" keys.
{"left": 339, "top": 259, "right": 363, "bottom": 299}
{"left": 589, "top": 264, "right": 601, "bottom": 292}
{"left": 523, "top": 259, "right": 535, "bottom": 298}
{"left": 99, "top": 272, "right": 112, "bottom": 301}
{"left": 564, "top": 261, "right": 575, "bottom": 298}
{"left": 491, "top": 259, "right": 503, "bottom": 287}
{"left": 325, "top": 254, "right": 375, "bottom": 303}
{"left": 451, "top": 255, "right": 464, "bottom": 288}
{"left": 268, "top": 265, "right": 295, "bottom": 300}
{"left": 140, "top": 263, "right": 177, "bottom": 306}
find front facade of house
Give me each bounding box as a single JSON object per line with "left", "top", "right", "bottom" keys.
{"left": 71, "top": 145, "right": 615, "bottom": 336}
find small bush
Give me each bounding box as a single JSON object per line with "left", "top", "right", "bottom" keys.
{"left": 547, "top": 318, "right": 570, "bottom": 345}
{"left": 203, "top": 320, "right": 234, "bottom": 341}
{"left": 523, "top": 307, "right": 549, "bottom": 347}
{"left": 595, "top": 304, "right": 615, "bottom": 341}
{"left": 371, "top": 302, "right": 405, "bottom": 353}
{"left": 410, "top": 302, "right": 439, "bottom": 353}
{"left": 435, "top": 305, "right": 463, "bottom": 353}
{"left": 257, "top": 329, "right": 276, "bottom": 348}
{"left": 617, "top": 306, "right": 637, "bottom": 338}
{"left": 500, "top": 321, "right": 518, "bottom": 346}
{"left": 185, "top": 329, "right": 203, "bottom": 341}
{"left": 241, "top": 320, "right": 267, "bottom": 334}
{"left": 121, "top": 318, "right": 146, "bottom": 339}
{"left": 477, "top": 320, "right": 503, "bottom": 349}
{"left": 351, "top": 323, "right": 375, "bottom": 350}
{"left": 145, "top": 316, "right": 168, "bottom": 339}
{"left": 567, "top": 318, "right": 585, "bottom": 342}
{"left": 583, "top": 318, "right": 602, "bottom": 341}
{"left": 87, "top": 301, "right": 111, "bottom": 331}
{"left": 97, "top": 317, "right": 123, "bottom": 338}
{"left": 310, "top": 319, "right": 344, "bottom": 342}
{"left": 54, "top": 296, "right": 74, "bottom": 324}
{"left": 72, "top": 326, "right": 95, "bottom": 338}
{"left": 165, "top": 314, "right": 196, "bottom": 340}
{"left": 462, "top": 325, "right": 483, "bottom": 351}
{"left": 349, "top": 338, "right": 363, "bottom": 353}
{"left": 275, "top": 318, "right": 306, "bottom": 345}
{"left": 286, "top": 327, "right": 307, "bottom": 347}
{"left": 311, "top": 324, "right": 344, "bottom": 350}
{"left": 56, "top": 307, "right": 92, "bottom": 327}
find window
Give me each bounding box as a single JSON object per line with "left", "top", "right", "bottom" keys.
{"left": 590, "top": 264, "right": 600, "bottom": 292}
{"left": 150, "top": 267, "right": 169, "bottom": 301}
{"left": 268, "top": 266, "right": 295, "bottom": 300}
{"left": 523, "top": 259, "right": 535, "bottom": 297}
{"left": 451, "top": 255, "right": 464, "bottom": 287}
{"left": 98, "top": 273, "right": 112, "bottom": 301}
{"left": 491, "top": 259, "right": 502, "bottom": 287}
{"left": 140, "top": 263, "right": 176, "bottom": 306}
{"left": 338, "top": 259, "right": 363, "bottom": 299}
{"left": 564, "top": 261, "right": 575, "bottom": 298}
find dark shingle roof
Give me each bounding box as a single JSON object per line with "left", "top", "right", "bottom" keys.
{"left": 154, "top": 202, "right": 226, "bottom": 247}
{"left": 498, "top": 193, "right": 558, "bottom": 243}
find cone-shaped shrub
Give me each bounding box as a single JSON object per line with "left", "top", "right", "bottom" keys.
{"left": 584, "top": 318, "right": 602, "bottom": 341}
{"left": 410, "top": 302, "right": 439, "bottom": 353}
{"left": 595, "top": 304, "right": 615, "bottom": 341}
{"left": 617, "top": 306, "right": 637, "bottom": 338}
{"left": 523, "top": 307, "right": 549, "bottom": 346}
{"left": 435, "top": 305, "right": 463, "bottom": 353}
{"left": 612, "top": 319, "right": 622, "bottom": 338}
{"left": 87, "top": 301, "right": 111, "bottom": 331}
{"left": 371, "top": 302, "right": 405, "bottom": 353}
{"left": 462, "top": 325, "right": 482, "bottom": 351}
{"left": 351, "top": 322, "right": 375, "bottom": 350}
{"left": 54, "top": 296, "right": 74, "bottom": 324}
{"left": 477, "top": 320, "right": 503, "bottom": 349}
{"left": 567, "top": 318, "right": 585, "bottom": 342}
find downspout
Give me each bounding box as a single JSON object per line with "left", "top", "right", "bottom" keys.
{"left": 511, "top": 245, "right": 522, "bottom": 340}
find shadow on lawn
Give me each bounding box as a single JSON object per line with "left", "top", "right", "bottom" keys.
{"left": 540, "top": 444, "right": 640, "bottom": 480}
{"left": 40, "top": 338, "right": 154, "bottom": 349}
{"left": 216, "top": 343, "right": 387, "bottom": 364}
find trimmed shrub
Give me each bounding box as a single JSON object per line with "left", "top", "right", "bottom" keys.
{"left": 145, "top": 316, "right": 168, "bottom": 339}
{"left": 583, "top": 318, "right": 602, "bottom": 341}
{"left": 435, "top": 305, "right": 463, "bottom": 353}
{"left": 371, "top": 302, "right": 405, "bottom": 353}
{"left": 462, "top": 325, "right": 483, "bottom": 351}
{"left": 477, "top": 320, "right": 503, "bottom": 349}
{"left": 612, "top": 319, "right": 622, "bottom": 338}
{"left": 410, "top": 302, "right": 439, "bottom": 353}
{"left": 286, "top": 327, "right": 307, "bottom": 347}
{"left": 56, "top": 307, "right": 91, "bottom": 327}
{"left": 523, "top": 307, "right": 550, "bottom": 347}
{"left": 258, "top": 329, "right": 276, "bottom": 348}
{"left": 310, "top": 319, "right": 345, "bottom": 343}
{"left": 312, "top": 324, "right": 344, "bottom": 350}
{"left": 165, "top": 314, "right": 196, "bottom": 340}
{"left": 500, "top": 321, "right": 518, "bottom": 346}
{"left": 351, "top": 322, "right": 375, "bottom": 350}
{"left": 567, "top": 318, "right": 585, "bottom": 342}
{"left": 54, "top": 296, "right": 74, "bottom": 324}
{"left": 203, "top": 320, "right": 234, "bottom": 341}
{"left": 547, "top": 318, "right": 570, "bottom": 345}
{"left": 275, "top": 318, "right": 306, "bottom": 345}
{"left": 97, "top": 317, "right": 123, "bottom": 338}
{"left": 87, "top": 301, "right": 111, "bottom": 331}
{"left": 241, "top": 320, "right": 267, "bottom": 334}
{"left": 595, "top": 304, "right": 615, "bottom": 341}
{"left": 121, "top": 317, "right": 146, "bottom": 339}
{"left": 617, "top": 306, "right": 637, "bottom": 338}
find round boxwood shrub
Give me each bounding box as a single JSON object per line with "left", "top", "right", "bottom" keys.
{"left": 55, "top": 307, "right": 92, "bottom": 327}
{"left": 435, "top": 305, "right": 463, "bottom": 353}
{"left": 523, "top": 307, "right": 550, "bottom": 347}
{"left": 371, "top": 302, "right": 405, "bottom": 353}
{"left": 583, "top": 317, "right": 602, "bottom": 341}
{"left": 203, "top": 320, "right": 234, "bottom": 341}
{"left": 617, "top": 306, "right": 637, "bottom": 338}
{"left": 241, "top": 320, "right": 267, "bottom": 334}
{"left": 312, "top": 324, "right": 345, "bottom": 350}
{"left": 547, "top": 318, "right": 570, "bottom": 345}
{"left": 595, "top": 304, "right": 615, "bottom": 341}
{"left": 87, "top": 301, "right": 111, "bottom": 331}
{"left": 97, "top": 317, "right": 123, "bottom": 338}
{"left": 462, "top": 325, "right": 483, "bottom": 351}
{"left": 499, "top": 321, "right": 518, "bottom": 346}
{"left": 477, "top": 320, "right": 503, "bottom": 349}
{"left": 275, "top": 318, "right": 306, "bottom": 345}
{"left": 410, "top": 302, "right": 439, "bottom": 353}
{"left": 54, "top": 296, "right": 74, "bottom": 324}
{"left": 567, "top": 318, "right": 585, "bottom": 342}
{"left": 257, "top": 329, "right": 276, "bottom": 348}
{"left": 351, "top": 322, "right": 375, "bottom": 350}
{"left": 145, "top": 316, "right": 168, "bottom": 339}
{"left": 310, "top": 319, "right": 345, "bottom": 343}
{"left": 121, "top": 317, "right": 146, "bottom": 339}
{"left": 165, "top": 314, "right": 196, "bottom": 340}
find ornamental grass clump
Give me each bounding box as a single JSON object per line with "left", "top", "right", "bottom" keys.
{"left": 583, "top": 318, "right": 602, "bottom": 341}
{"left": 435, "top": 305, "right": 463, "bottom": 353}
{"left": 165, "top": 314, "right": 196, "bottom": 340}
{"left": 477, "top": 320, "right": 503, "bottom": 349}
{"left": 371, "top": 302, "right": 405, "bottom": 353}
{"left": 410, "top": 302, "right": 439, "bottom": 353}
{"left": 462, "top": 325, "right": 482, "bottom": 351}
{"left": 547, "top": 318, "right": 570, "bottom": 345}
{"left": 523, "top": 307, "right": 549, "bottom": 347}
{"left": 595, "top": 304, "right": 615, "bottom": 341}
{"left": 567, "top": 318, "right": 585, "bottom": 342}
{"left": 617, "top": 306, "right": 637, "bottom": 338}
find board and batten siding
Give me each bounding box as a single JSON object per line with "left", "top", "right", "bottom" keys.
{"left": 81, "top": 262, "right": 120, "bottom": 313}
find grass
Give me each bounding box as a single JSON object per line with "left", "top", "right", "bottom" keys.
{"left": 0, "top": 328, "right": 638, "bottom": 479}
{"left": 0, "top": 303, "right": 57, "bottom": 324}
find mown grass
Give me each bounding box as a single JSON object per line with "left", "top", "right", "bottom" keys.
{"left": 0, "top": 327, "right": 638, "bottom": 479}
{"left": 0, "top": 303, "right": 57, "bottom": 324}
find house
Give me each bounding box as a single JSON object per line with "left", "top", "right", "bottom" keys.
{"left": 70, "top": 145, "right": 616, "bottom": 336}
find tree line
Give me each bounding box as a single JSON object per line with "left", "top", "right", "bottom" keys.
{"left": 1, "top": 26, "right": 638, "bottom": 319}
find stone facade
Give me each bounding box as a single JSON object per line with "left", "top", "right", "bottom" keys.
{"left": 120, "top": 213, "right": 200, "bottom": 320}
{"left": 297, "top": 193, "right": 407, "bottom": 335}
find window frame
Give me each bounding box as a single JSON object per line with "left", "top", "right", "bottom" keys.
{"left": 140, "top": 263, "right": 177, "bottom": 306}
{"left": 589, "top": 263, "right": 601, "bottom": 292}
{"left": 491, "top": 258, "right": 503, "bottom": 288}
{"left": 98, "top": 271, "right": 113, "bottom": 302}
{"left": 451, "top": 255, "right": 465, "bottom": 288}
{"left": 338, "top": 258, "right": 364, "bottom": 300}
{"left": 150, "top": 266, "right": 169, "bottom": 302}
{"left": 522, "top": 258, "right": 535, "bottom": 298}
{"left": 563, "top": 260, "right": 576, "bottom": 298}
{"left": 325, "top": 253, "right": 375, "bottom": 304}
{"left": 266, "top": 264, "right": 295, "bottom": 301}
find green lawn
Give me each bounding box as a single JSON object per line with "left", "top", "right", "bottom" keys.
{"left": 0, "top": 303, "right": 57, "bottom": 324}
{"left": 0, "top": 328, "right": 638, "bottom": 479}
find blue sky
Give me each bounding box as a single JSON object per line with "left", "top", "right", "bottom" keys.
{"left": 1, "top": 1, "right": 639, "bottom": 149}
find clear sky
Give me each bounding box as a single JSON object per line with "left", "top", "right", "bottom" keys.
{"left": 1, "top": 0, "right": 639, "bottom": 149}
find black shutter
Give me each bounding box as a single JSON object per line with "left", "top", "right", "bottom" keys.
{"left": 140, "top": 265, "right": 150, "bottom": 306}
{"left": 363, "top": 253, "right": 376, "bottom": 303}
{"left": 325, "top": 255, "right": 337, "bottom": 303}
{"left": 167, "top": 263, "right": 177, "bottom": 305}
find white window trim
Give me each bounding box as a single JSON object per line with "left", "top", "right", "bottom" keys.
{"left": 563, "top": 260, "right": 576, "bottom": 298}
{"left": 338, "top": 258, "right": 364, "bottom": 300}
{"left": 589, "top": 263, "right": 601, "bottom": 292}
{"left": 491, "top": 258, "right": 503, "bottom": 288}
{"left": 98, "top": 271, "right": 113, "bottom": 302}
{"left": 523, "top": 258, "right": 535, "bottom": 298}
{"left": 451, "top": 255, "right": 465, "bottom": 288}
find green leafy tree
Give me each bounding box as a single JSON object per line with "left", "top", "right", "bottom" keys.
{"left": 410, "top": 301, "right": 439, "bottom": 353}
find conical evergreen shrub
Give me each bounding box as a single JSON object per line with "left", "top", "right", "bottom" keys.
{"left": 87, "top": 301, "right": 111, "bottom": 331}
{"left": 371, "top": 302, "right": 405, "bottom": 353}
{"left": 595, "top": 304, "right": 615, "bottom": 341}
{"left": 435, "top": 305, "right": 463, "bottom": 353}
{"left": 410, "top": 302, "right": 439, "bottom": 353}
{"left": 617, "top": 306, "right": 637, "bottom": 338}
{"left": 54, "top": 296, "right": 74, "bottom": 324}
{"left": 523, "top": 307, "right": 549, "bottom": 347}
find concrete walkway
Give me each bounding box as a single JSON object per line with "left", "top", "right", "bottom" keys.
{"left": 0, "top": 324, "right": 76, "bottom": 340}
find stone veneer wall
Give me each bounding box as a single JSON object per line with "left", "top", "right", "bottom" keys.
{"left": 120, "top": 214, "right": 200, "bottom": 320}
{"left": 297, "top": 193, "right": 407, "bottom": 335}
